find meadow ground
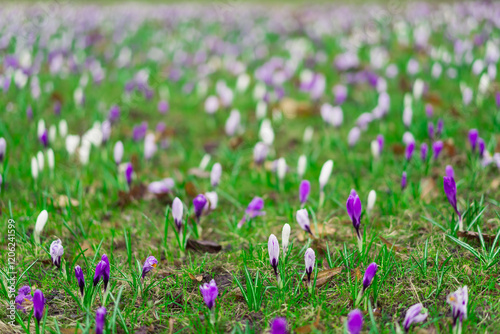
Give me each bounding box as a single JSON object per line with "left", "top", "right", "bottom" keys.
{"left": 0, "top": 2, "right": 500, "bottom": 334}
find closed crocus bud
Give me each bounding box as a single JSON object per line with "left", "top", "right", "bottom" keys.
{"left": 34, "top": 210, "right": 48, "bottom": 244}
{"left": 144, "top": 133, "right": 157, "bottom": 160}
{"left": 172, "top": 197, "right": 184, "bottom": 232}
{"left": 303, "top": 126, "right": 314, "bottom": 143}
{"left": 405, "top": 141, "right": 415, "bottom": 161}
{"left": 199, "top": 279, "right": 218, "bottom": 310}
{"left": 114, "top": 141, "right": 124, "bottom": 165}
{"left": 346, "top": 309, "right": 363, "bottom": 334}
{"left": 47, "top": 149, "right": 55, "bottom": 171}
{"left": 39, "top": 129, "right": 48, "bottom": 147}
{"left": 282, "top": 224, "right": 290, "bottom": 257}
{"left": 371, "top": 140, "right": 380, "bottom": 160}
{"left": 65, "top": 135, "right": 80, "bottom": 155}
{"left": 31, "top": 156, "right": 39, "bottom": 180}
{"left": 319, "top": 160, "right": 333, "bottom": 192}
{"left": 468, "top": 129, "right": 478, "bottom": 151}
{"left": 443, "top": 176, "right": 461, "bottom": 226}
{"left": 93, "top": 254, "right": 110, "bottom": 291}
{"left": 402, "top": 106, "right": 412, "bottom": 128}
{"left": 446, "top": 165, "right": 454, "bottom": 178}
{"left": 268, "top": 234, "right": 280, "bottom": 276}
{"left": 367, "top": 190, "right": 376, "bottom": 213}
{"left": 193, "top": 194, "right": 207, "bottom": 221}
{"left": 362, "top": 262, "right": 378, "bottom": 291}
{"left": 346, "top": 190, "right": 362, "bottom": 241}
{"left": 277, "top": 158, "right": 287, "bottom": 181}
{"left": 270, "top": 317, "right": 288, "bottom": 334}
{"left": 428, "top": 122, "right": 434, "bottom": 139}
{"left": 297, "top": 155, "right": 307, "bottom": 179}
{"left": 259, "top": 119, "right": 275, "bottom": 146}
{"left": 420, "top": 143, "right": 428, "bottom": 161}
{"left": 225, "top": 109, "right": 241, "bottom": 136}
{"left": 49, "top": 239, "right": 64, "bottom": 268}
{"left": 447, "top": 286, "right": 468, "bottom": 330}
{"left": 37, "top": 150, "right": 44, "bottom": 172}
{"left": 211, "top": 163, "right": 222, "bottom": 188}
{"left": 125, "top": 163, "right": 133, "bottom": 186}
{"left": 205, "top": 95, "right": 219, "bottom": 114}
{"left": 299, "top": 180, "right": 311, "bottom": 206}
{"left": 95, "top": 306, "right": 107, "bottom": 334}
{"left": 75, "top": 265, "right": 85, "bottom": 296}
{"left": 401, "top": 171, "right": 408, "bottom": 190}
{"left": 59, "top": 120, "right": 68, "bottom": 138}
{"left": 403, "top": 303, "right": 428, "bottom": 332}
{"left": 157, "top": 100, "right": 169, "bottom": 114}
{"left": 304, "top": 248, "right": 315, "bottom": 283}
{"left": 204, "top": 191, "right": 218, "bottom": 212}
{"left": 101, "top": 121, "right": 111, "bottom": 143}
{"left": 253, "top": 142, "right": 268, "bottom": 166}
{"left": 0, "top": 137, "right": 6, "bottom": 161}
{"left": 33, "top": 289, "right": 45, "bottom": 325}
{"left": 141, "top": 256, "right": 158, "bottom": 279}
{"left": 347, "top": 127, "right": 361, "bottom": 147}
{"left": 436, "top": 119, "right": 443, "bottom": 137}
{"left": 432, "top": 141, "right": 444, "bottom": 160}
{"left": 296, "top": 209, "right": 312, "bottom": 234}
{"left": 376, "top": 135, "right": 384, "bottom": 153}
{"left": 478, "top": 138, "right": 485, "bottom": 157}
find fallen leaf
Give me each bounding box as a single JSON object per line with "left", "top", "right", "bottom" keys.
{"left": 188, "top": 168, "right": 210, "bottom": 178}
{"left": 203, "top": 142, "right": 219, "bottom": 154}
{"left": 295, "top": 309, "right": 323, "bottom": 333}
{"left": 424, "top": 92, "right": 442, "bottom": 106}
{"left": 280, "top": 97, "right": 314, "bottom": 119}
{"left": 354, "top": 267, "right": 363, "bottom": 281}
{"left": 420, "top": 177, "right": 438, "bottom": 203}
{"left": 379, "top": 236, "right": 406, "bottom": 252}
{"left": 229, "top": 136, "right": 244, "bottom": 150}
{"left": 443, "top": 139, "right": 456, "bottom": 157}
{"left": 184, "top": 182, "right": 198, "bottom": 198}
{"left": 490, "top": 178, "right": 500, "bottom": 190}
{"left": 186, "top": 239, "right": 222, "bottom": 254}
{"left": 391, "top": 144, "right": 405, "bottom": 156}
{"left": 169, "top": 318, "right": 175, "bottom": 334}
{"left": 79, "top": 240, "right": 95, "bottom": 257}
{"left": 117, "top": 183, "right": 147, "bottom": 207}
{"left": 309, "top": 267, "right": 343, "bottom": 288}
{"left": 60, "top": 329, "right": 83, "bottom": 334}
{"left": 457, "top": 231, "right": 496, "bottom": 243}
{"left": 188, "top": 273, "right": 203, "bottom": 282}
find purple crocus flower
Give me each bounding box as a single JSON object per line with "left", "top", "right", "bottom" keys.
{"left": 75, "top": 265, "right": 85, "bottom": 296}
{"left": 95, "top": 306, "right": 107, "bottom": 334}
{"left": 54, "top": 101, "right": 61, "bottom": 115}
{"left": 211, "top": 163, "right": 222, "bottom": 188}
{"left": 346, "top": 190, "right": 362, "bottom": 240}
{"left": 193, "top": 194, "right": 207, "bottom": 221}
{"left": 49, "top": 239, "right": 64, "bottom": 268}
{"left": 39, "top": 129, "right": 48, "bottom": 147}
{"left": 376, "top": 134, "right": 384, "bottom": 153}
{"left": 478, "top": 138, "right": 485, "bottom": 157}
{"left": 108, "top": 105, "right": 120, "bottom": 123}
{"left": 299, "top": 180, "right": 310, "bottom": 206}
{"left": 304, "top": 248, "right": 315, "bottom": 284}
{"left": 447, "top": 286, "right": 468, "bottom": 329}
{"left": 253, "top": 142, "right": 268, "bottom": 166}
{"left": 132, "top": 122, "right": 148, "bottom": 141}
{"left": 296, "top": 209, "right": 312, "bottom": 234}
{"left": 362, "top": 262, "right": 378, "bottom": 291}
{"left": 420, "top": 143, "right": 428, "bottom": 161}
{"left": 428, "top": 122, "right": 434, "bottom": 139}
{"left": 443, "top": 176, "right": 461, "bottom": 222}
{"left": 15, "top": 286, "right": 33, "bottom": 313}
{"left": 27, "top": 106, "right": 33, "bottom": 120}
{"left": 93, "top": 254, "right": 110, "bottom": 291}
{"left": 401, "top": 171, "right": 408, "bottom": 190}
{"left": 114, "top": 141, "right": 123, "bottom": 165}
{"left": 432, "top": 141, "right": 444, "bottom": 160}
{"left": 496, "top": 92, "right": 500, "bottom": 108}
{"left": 347, "top": 309, "right": 363, "bottom": 334}
{"left": 172, "top": 197, "right": 184, "bottom": 232}
{"left": 468, "top": 129, "right": 478, "bottom": 152}
{"left": 268, "top": 234, "right": 280, "bottom": 276}
{"left": 425, "top": 104, "right": 433, "bottom": 118}
{"left": 403, "top": 303, "right": 428, "bottom": 332}
{"left": 125, "top": 163, "right": 133, "bottom": 186}
{"left": 141, "top": 256, "right": 158, "bottom": 279}
{"left": 199, "top": 279, "right": 218, "bottom": 310}
{"left": 333, "top": 84, "right": 347, "bottom": 105}
{"left": 405, "top": 141, "right": 415, "bottom": 161}
{"left": 238, "top": 197, "right": 265, "bottom": 228}
{"left": 270, "top": 317, "right": 288, "bottom": 334}
{"left": 436, "top": 119, "right": 443, "bottom": 137}
{"left": 157, "top": 100, "right": 169, "bottom": 114}
{"left": 33, "top": 289, "right": 45, "bottom": 324}
{"left": 446, "top": 165, "right": 454, "bottom": 178}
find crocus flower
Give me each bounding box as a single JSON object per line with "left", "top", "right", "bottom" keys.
{"left": 282, "top": 224, "right": 290, "bottom": 257}
{"left": 49, "top": 239, "right": 64, "bottom": 268}
{"left": 114, "top": 141, "right": 124, "bottom": 165}
{"left": 39, "top": 129, "right": 48, "bottom": 147}
{"left": 405, "top": 141, "right": 415, "bottom": 161}
{"left": 15, "top": 286, "right": 33, "bottom": 313}
{"left": 362, "top": 262, "right": 378, "bottom": 291}
{"left": 346, "top": 309, "right": 363, "bottom": 334}
{"left": 75, "top": 265, "right": 85, "bottom": 296}
{"left": 0, "top": 137, "right": 6, "bottom": 161}
{"left": 443, "top": 176, "right": 462, "bottom": 229}
{"left": 199, "top": 279, "right": 218, "bottom": 310}
{"left": 432, "top": 141, "right": 443, "bottom": 160}
{"left": 205, "top": 96, "right": 219, "bottom": 114}
{"left": 144, "top": 133, "right": 157, "bottom": 160}
{"left": 371, "top": 140, "right": 380, "bottom": 160}
{"left": 367, "top": 190, "right": 376, "bottom": 213}
{"left": 478, "top": 138, "right": 485, "bottom": 157}
{"left": 148, "top": 178, "right": 175, "bottom": 194}
{"left": 125, "top": 162, "right": 134, "bottom": 187}
{"left": 428, "top": 122, "right": 434, "bottom": 139}
{"left": 203, "top": 191, "right": 218, "bottom": 212}
{"left": 346, "top": 190, "right": 362, "bottom": 241}
{"left": 93, "top": 254, "right": 110, "bottom": 291}
{"left": 211, "top": 163, "right": 222, "bottom": 188}
{"left": 299, "top": 180, "right": 310, "bottom": 206}
{"left": 403, "top": 303, "right": 428, "bottom": 332}
{"left": 158, "top": 100, "right": 169, "bottom": 114}
{"left": 276, "top": 158, "right": 287, "bottom": 181}
{"left": 296, "top": 209, "right": 312, "bottom": 234}
{"left": 193, "top": 194, "right": 207, "bottom": 222}
{"left": 425, "top": 104, "right": 433, "bottom": 118}
{"left": 33, "top": 289, "right": 45, "bottom": 324}
{"left": 95, "top": 306, "right": 107, "bottom": 334}
{"left": 401, "top": 171, "right": 408, "bottom": 190}
{"left": 47, "top": 149, "right": 54, "bottom": 172}
{"left": 436, "top": 119, "right": 443, "bottom": 137}
{"left": 31, "top": 156, "right": 38, "bottom": 180}
{"left": 447, "top": 286, "right": 468, "bottom": 330}
{"left": 238, "top": 197, "right": 265, "bottom": 228}
{"left": 141, "top": 256, "right": 158, "bottom": 279}
{"left": 253, "top": 142, "right": 268, "bottom": 166}
{"left": 172, "top": 197, "right": 184, "bottom": 232}
{"left": 108, "top": 105, "right": 120, "bottom": 123}
{"left": 297, "top": 155, "right": 307, "bottom": 179}
{"left": 319, "top": 160, "right": 333, "bottom": 192}
{"left": 34, "top": 210, "right": 48, "bottom": 244}
{"left": 446, "top": 165, "right": 454, "bottom": 178}
{"left": 468, "top": 129, "right": 478, "bottom": 152}
{"left": 347, "top": 127, "right": 361, "bottom": 147}
{"left": 225, "top": 109, "right": 241, "bottom": 136}
{"left": 421, "top": 143, "right": 428, "bottom": 161}
{"left": 268, "top": 234, "right": 280, "bottom": 276}
{"left": 304, "top": 248, "right": 315, "bottom": 284}
{"left": 376, "top": 135, "right": 384, "bottom": 153}
{"left": 270, "top": 317, "right": 288, "bottom": 334}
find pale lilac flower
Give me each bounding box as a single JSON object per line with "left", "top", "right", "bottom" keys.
{"left": 296, "top": 209, "right": 312, "bottom": 234}
{"left": 211, "top": 163, "right": 222, "bottom": 188}
{"left": 282, "top": 224, "right": 290, "bottom": 257}
{"left": 141, "top": 256, "right": 158, "bottom": 279}
{"left": 157, "top": 100, "right": 169, "bottom": 114}
{"left": 446, "top": 165, "right": 454, "bottom": 178}
{"left": 205, "top": 96, "right": 219, "bottom": 114}
{"left": 225, "top": 109, "right": 241, "bottom": 136}
{"left": 199, "top": 279, "right": 218, "bottom": 310}
{"left": 304, "top": 248, "right": 315, "bottom": 283}
{"left": 403, "top": 303, "right": 428, "bottom": 332}
{"left": 49, "top": 239, "right": 64, "bottom": 268}
{"left": 148, "top": 178, "right": 175, "bottom": 194}
{"left": 299, "top": 180, "right": 310, "bottom": 206}
{"left": 172, "top": 197, "right": 184, "bottom": 232}
{"left": 0, "top": 137, "right": 6, "bottom": 162}
{"left": 144, "top": 133, "right": 157, "bottom": 160}
{"left": 268, "top": 234, "right": 279, "bottom": 276}
{"left": 253, "top": 142, "right": 268, "bottom": 166}
{"left": 114, "top": 141, "right": 124, "bottom": 165}
{"left": 348, "top": 127, "right": 361, "bottom": 147}
{"left": 401, "top": 172, "right": 408, "bottom": 190}
{"left": 447, "top": 286, "right": 468, "bottom": 329}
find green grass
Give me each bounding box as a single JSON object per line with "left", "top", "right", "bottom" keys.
{"left": 1, "top": 2, "right": 500, "bottom": 334}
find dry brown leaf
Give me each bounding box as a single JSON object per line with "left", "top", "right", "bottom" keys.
{"left": 229, "top": 136, "right": 244, "bottom": 150}
{"left": 420, "top": 177, "right": 438, "bottom": 203}
{"left": 295, "top": 310, "right": 323, "bottom": 333}
{"left": 188, "top": 273, "right": 203, "bottom": 282}
{"left": 313, "top": 267, "right": 343, "bottom": 288}
{"left": 169, "top": 318, "right": 175, "bottom": 334}
{"left": 379, "top": 236, "right": 406, "bottom": 252}
{"left": 391, "top": 144, "right": 405, "bottom": 156}
{"left": 490, "top": 178, "right": 500, "bottom": 190}
{"left": 424, "top": 92, "right": 443, "bottom": 106}
{"left": 354, "top": 267, "right": 363, "bottom": 281}
{"left": 184, "top": 182, "right": 198, "bottom": 198}
{"left": 443, "top": 139, "right": 456, "bottom": 157}
{"left": 457, "top": 230, "right": 496, "bottom": 243}
{"left": 188, "top": 168, "right": 210, "bottom": 178}
{"left": 60, "top": 329, "right": 83, "bottom": 334}
{"left": 280, "top": 97, "right": 314, "bottom": 119}
{"left": 311, "top": 223, "right": 337, "bottom": 238}
{"left": 186, "top": 239, "right": 222, "bottom": 254}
